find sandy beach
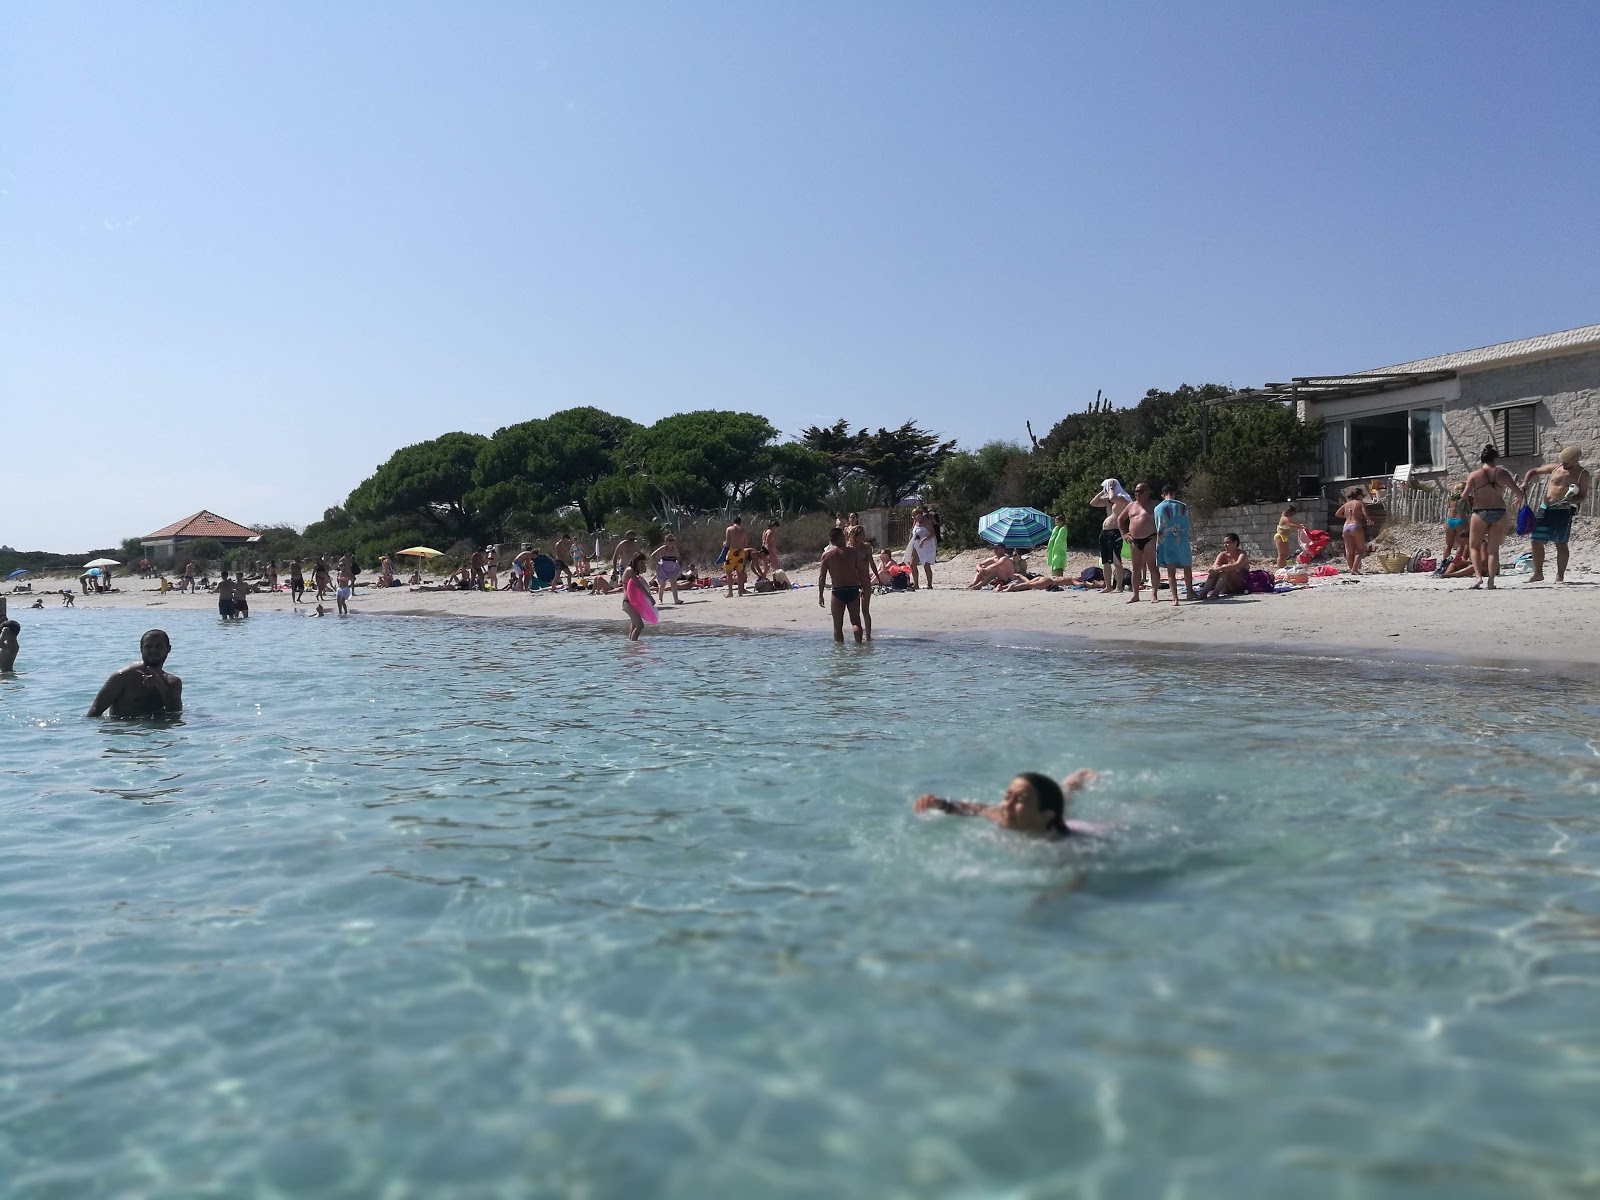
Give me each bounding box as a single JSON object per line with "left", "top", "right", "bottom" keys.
{"left": 13, "top": 543, "right": 1599, "bottom": 671}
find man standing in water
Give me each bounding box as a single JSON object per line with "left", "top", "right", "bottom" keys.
{"left": 1090, "top": 480, "right": 1131, "bottom": 593}
{"left": 817, "top": 527, "right": 867, "bottom": 643}
{"left": 0, "top": 620, "right": 19, "bottom": 672}
{"left": 721, "top": 516, "right": 750, "bottom": 597}
{"left": 1118, "top": 482, "right": 1160, "bottom": 603}
{"left": 1523, "top": 446, "right": 1590, "bottom": 583}
{"left": 87, "top": 629, "right": 183, "bottom": 717}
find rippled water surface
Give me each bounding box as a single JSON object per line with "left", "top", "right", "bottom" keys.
{"left": 3, "top": 608, "right": 1599, "bottom": 1198}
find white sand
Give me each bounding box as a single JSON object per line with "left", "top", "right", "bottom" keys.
{"left": 11, "top": 539, "right": 1599, "bottom": 671}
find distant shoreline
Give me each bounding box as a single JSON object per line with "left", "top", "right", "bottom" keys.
{"left": 11, "top": 550, "right": 1600, "bottom": 675}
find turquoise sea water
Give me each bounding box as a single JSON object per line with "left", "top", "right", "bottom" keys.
{"left": 3, "top": 607, "right": 1599, "bottom": 1198}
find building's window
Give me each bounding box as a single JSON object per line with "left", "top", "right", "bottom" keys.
{"left": 1410, "top": 407, "right": 1443, "bottom": 469}
{"left": 1494, "top": 404, "right": 1538, "bottom": 457}
{"left": 1322, "top": 405, "right": 1444, "bottom": 478}
{"left": 1322, "top": 420, "right": 1348, "bottom": 479}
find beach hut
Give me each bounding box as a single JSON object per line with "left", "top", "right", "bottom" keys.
{"left": 141, "top": 511, "right": 262, "bottom": 566}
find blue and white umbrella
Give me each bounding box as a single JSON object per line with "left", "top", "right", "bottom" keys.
{"left": 978, "top": 507, "right": 1052, "bottom": 548}
{"left": 5, "top": 568, "right": 28, "bottom": 580}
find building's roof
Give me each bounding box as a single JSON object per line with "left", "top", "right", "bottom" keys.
{"left": 143, "top": 511, "right": 260, "bottom": 540}
{"left": 1361, "top": 323, "right": 1600, "bottom": 377}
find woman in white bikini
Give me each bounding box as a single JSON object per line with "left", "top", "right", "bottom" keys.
{"left": 1334, "top": 487, "right": 1370, "bottom": 575}
{"left": 1461, "top": 444, "right": 1518, "bottom": 589}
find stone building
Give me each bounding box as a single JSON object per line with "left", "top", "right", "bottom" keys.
{"left": 1221, "top": 323, "right": 1599, "bottom": 504}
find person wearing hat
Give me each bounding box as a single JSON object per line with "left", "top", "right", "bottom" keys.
{"left": 1522, "top": 446, "right": 1591, "bottom": 583}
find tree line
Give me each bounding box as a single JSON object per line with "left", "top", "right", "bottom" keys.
{"left": 52, "top": 387, "right": 1323, "bottom": 572}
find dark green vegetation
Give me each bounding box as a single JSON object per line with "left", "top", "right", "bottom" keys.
{"left": 60, "top": 389, "right": 1319, "bottom": 571}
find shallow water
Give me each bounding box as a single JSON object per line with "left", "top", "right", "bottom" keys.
{"left": 3, "top": 607, "right": 1598, "bottom": 1198}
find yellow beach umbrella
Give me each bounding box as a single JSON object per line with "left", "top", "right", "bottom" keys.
{"left": 395, "top": 547, "right": 444, "bottom": 558}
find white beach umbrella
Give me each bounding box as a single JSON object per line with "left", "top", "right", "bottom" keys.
{"left": 84, "top": 558, "right": 121, "bottom": 568}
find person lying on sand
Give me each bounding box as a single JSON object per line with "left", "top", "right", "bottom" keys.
{"left": 966, "top": 547, "right": 1018, "bottom": 589}
{"left": 914, "top": 770, "right": 1101, "bottom": 838}
{"left": 1002, "top": 575, "right": 1064, "bottom": 592}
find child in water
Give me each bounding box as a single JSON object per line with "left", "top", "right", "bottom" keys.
{"left": 0, "top": 620, "right": 19, "bottom": 671}
{"left": 620, "top": 552, "right": 649, "bottom": 641}
{"left": 914, "top": 769, "right": 1100, "bottom": 838}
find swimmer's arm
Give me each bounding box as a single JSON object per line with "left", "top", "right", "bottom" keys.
{"left": 913, "top": 795, "right": 987, "bottom": 818}
{"left": 86, "top": 672, "right": 125, "bottom": 717}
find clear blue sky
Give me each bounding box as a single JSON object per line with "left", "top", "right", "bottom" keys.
{"left": 4, "top": 2, "right": 1597, "bottom": 550}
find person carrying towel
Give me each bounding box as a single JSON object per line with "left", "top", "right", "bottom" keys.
{"left": 1090, "top": 479, "right": 1132, "bottom": 594}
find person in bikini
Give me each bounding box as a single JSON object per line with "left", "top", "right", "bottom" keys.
{"left": 1198, "top": 534, "right": 1250, "bottom": 599}
{"left": 1117, "top": 482, "right": 1160, "bottom": 603}
{"left": 650, "top": 532, "right": 684, "bottom": 606}
{"left": 817, "top": 527, "right": 867, "bottom": 643}
{"left": 763, "top": 521, "right": 780, "bottom": 568}
{"left": 313, "top": 556, "right": 331, "bottom": 601}
{"left": 914, "top": 770, "right": 1101, "bottom": 839}
{"left": 87, "top": 629, "right": 183, "bottom": 718}
{"left": 721, "top": 516, "right": 750, "bottom": 597}
{"left": 1522, "top": 446, "right": 1590, "bottom": 583}
{"left": 1274, "top": 505, "right": 1305, "bottom": 569}
{"left": 847, "top": 525, "right": 884, "bottom": 640}
{"left": 1435, "top": 484, "right": 1471, "bottom": 574}
{"left": 1461, "top": 444, "right": 1518, "bottom": 589}
{"left": 1090, "top": 479, "right": 1131, "bottom": 593}
{"left": 1333, "top": 487, "right": 1371, "bottom": 575}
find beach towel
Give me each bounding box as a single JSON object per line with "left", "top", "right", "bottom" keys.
{"left": 1046, "top": 526, "right": 1069, "bottom": 573}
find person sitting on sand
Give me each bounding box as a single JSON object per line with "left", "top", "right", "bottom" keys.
{"left": 0, "top": 620, "right": 19, "bottom": 672}
{"left": 1198, "top": 534, "right": 1250, "bottom": 599}
{"left": 1439, "top": 539, "right": 1475, "bottom": 579}
{"left": 87, "top": 629, "right": 183, "bottom": 718}
{"left": 913, "top": 770, "right": 1100, "bottom": 839}
{"left": 590, "top": 575, "right": 619, "bottom": 595}
{"left": 966, "top": 545, "right": 1018, "bottom": 589}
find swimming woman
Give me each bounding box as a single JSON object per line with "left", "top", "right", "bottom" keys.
{"left": 914, "top": 769, "right": 1100, "bottom": 838}
{"left": 1461, "top": 444, "right": 1518, "bottom": 589}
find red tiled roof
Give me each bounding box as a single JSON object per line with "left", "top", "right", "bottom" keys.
{"left": 143, "top": 510, "right": 260, "bottom": 540}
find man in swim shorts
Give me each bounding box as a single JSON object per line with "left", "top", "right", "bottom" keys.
{"left": 610, "top": 531, "right": 641, "bottom": 582}
{"left": 1118, "top": 482, "right": 1160, "bottom": 604}
{"left": 1523, "top": 446, "right": 1590, "bottom": 583}
{"left": 817, "top": 527, "right": 867, "bottom": 643}
{"left": 1090, "top": 480, "right": 1130, "bottom": 593}
{"left": 553, "top": 533, "right": 575, "bottom": 586}
{"left": 217, "top": 570, "right": 237, "bottom": 619}
{"left": 87, "top": 629, "right": 183, "bottom": 717}
{"left": 0, "top": 620, "right": 19, "bottom": 672}
{"left": 722, "top": 516, "right": 750, "bottom": 598}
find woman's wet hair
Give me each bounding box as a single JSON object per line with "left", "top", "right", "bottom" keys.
{"left": 1480, "top": 444, "right": 1500, "bottom": 464}
{"left": 1016, "top": 772, "right": 1067, "bottom": 834}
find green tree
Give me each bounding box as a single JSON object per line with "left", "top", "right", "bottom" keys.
{"left": 749, "top": 442, "right": 833, "bottom": 517}
{"left": 346, "top": 433, "right": 489, "bottom": 534}
{"left": 187, "top": 537, "right": 223, "bottom": 564}
{"left": 924, "top": 441, "right": 1031, "bottom": 549}
{"left": 470, "top": 407, "right": 641, "bottom": 534}
{"left": 798, "top": 420, "right": 956, "bottom": 507}
{"left": 623, "top": 411, "right": 782, "bottom": 515}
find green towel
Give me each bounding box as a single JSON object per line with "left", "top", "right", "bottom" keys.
{"left": 1046, "top": 526, "right": 1069, "bottom": 572}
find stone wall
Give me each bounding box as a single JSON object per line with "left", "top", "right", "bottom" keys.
{"left": 1188, "top": 499, "right": 1328, "bottom": 560}
{"left": 1444, "top": 348, "right": 1600, "bottom": 476}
